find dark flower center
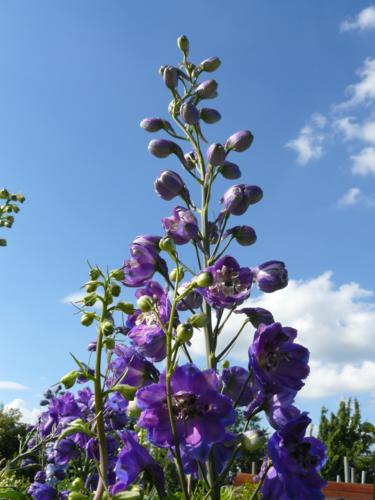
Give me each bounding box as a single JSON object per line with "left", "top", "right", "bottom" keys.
{"left": 171, "top": 391, "right": 208, "bottom": 421}
{"left": 210, "top": 265, "right": 247, "bottom": 297}
{"left": 290, "top": 442, "right": 318, "bottom": 470}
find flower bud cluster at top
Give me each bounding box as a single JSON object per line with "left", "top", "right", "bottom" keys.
{"left": 0, "top": 188, "right": 25, "bottom": 247}
{"left": 20, "top": 35, "right": 327, "bottom": 500}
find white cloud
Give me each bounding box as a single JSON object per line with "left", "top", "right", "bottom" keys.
{"left": 191, "top": 272, "right": 375, "bottom": 399}
{"left": 285, "top": 113, "right": 327, "bottom": 165}
{"left": 338, "top": 58, "right": 375, "bottom": 109}
{"left": 61, "top": 291, "right": 85, "bottom": 304}
{"left": 0, "top": 381, "right": 29, "bottom": 391}
{"left": 351, "top": 146, "right": 375, "bottom": 175}
{"left": 337, "top": 187, "right": 361, "bottom": 207}
{"left": 4, "top": 398, "right": 41, "bottom": 424}
{"left": 334, "top": 116, "right": 375, "bottom": 144}
{"left": 340, "top": 6, "right": 375, "bottom": 32}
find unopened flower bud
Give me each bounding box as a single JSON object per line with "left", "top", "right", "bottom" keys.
{"left": 194, "top": 271, "right": 214, "bottom": 287}
{"left": 242, "top": 430, "right": 266, "bottom": 452}
{"left": 253, "top": 261, "right": 288, "bottom": 293}
{"left": 177, "top": 35, "right": 189, "bottom": 54}
{"left": 235, "top": 306, "right": 274, "bottom": 328}
{"left": 222, "top": 359, "right": 230, "bottom": 369}
{"left": 83, "top": 293, "right": 97, "bottom": 307}
{"left": 88, "top": 341, "right": 97, "bottom": 351}
{"left": 85, "top": 281, "right": 98, "bottom": 293}
{"left": 196, "top": 79, "right": 218, "bottom": 99}
{"left": 101, "top": 319, "right": 114, "bottom": 335}
{"left": 225, "top": 225, "right": 257, "bottom": 246}
{"left": 116, "top": 301, "right": 135, "bottom": 314}
{"left": 103, "top": 337, "right": 115, "bottom": 349}
{"left": 110, "top": 268, "right": 125, "bottom": 280}
{"left": 169, "top": 267, "right": 184, "bottom": 283}
{"left": 184, "top": 151, "right": 197, "bottom": 170}
{"left": 148, "top": 139, "right": 183, "bottom": 160}
{"left": 81, "top": 312, "right": 95, "bottom": 327}
{"left": 137, "top": 295, "right": 154, "bottom": 312}
{"left": 110, "top": 283, "right": 121, "bottom": 297}
{"left": 60, "top": 371, "right": 78, "bottom": 389}
{"left": 140, "top": 118, "right": 169, "bottom": 133}
{"left": 219, "top": 161, "right": 241, "bottom": 179}
{"left": 71, "top": 478, "right": 84, "bottom": 491}
{"left": 207, "top": 143, "right": 226, "bottom": 166}
{"left": 176, "top": 323, "right": 194, "bottom": 343}
{"left": 200, "top": 108, "right": 221, "bottom": 124}
{"left": 68, "top": 493, "right": 87, "bottom": 500}
{"left": 225, "top": 130, "right": 254, "bottom": 152}
{"left": 127, "top": 400, "right": 141, "bottom": 419}
{"left": 0, "top": 189, "right": 9, "bottom": 199}
{"left": 187, "top": 313, "right": 209, "bottom": 328}
{"left": 180, "top": 102, "right": 200, "bottom": 125}
{"left": 0, "top": 239, "right": 7, "bottom": 247}
{"left": 159, "top": 236, "right": 175, "bottom": 254}
{"left": 89, "top": 268, "right": 101, "bottom": 281}
{"left": 112, "top": 384, "right": 137, "bottom": 400}
{"left": 221, "top": 184, "right": 263, "bottom": 216}
{"left": 162, "top": 65, "right": 178, "bottom": 89}
{"left": 200, "top": 56, "right": 221, "bottom": 72}
{"left": 154, "top": 170, "right": 185, "bottom": 200}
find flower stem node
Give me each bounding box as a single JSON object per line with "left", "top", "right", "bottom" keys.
{"left": 83, "top": 293, "right": 97, "bottom": 307}
{"left": 137, "top": 295, "right": 154, "bottom": 313}
{"left": 241, "top": 430, "right": 267, "bottom": 453}
{"left": 187, "top": 313, "right": 209, "bottom": 328}
{"left": 60, "top": 370, "right": 78, "bottom": 390}
{"left": 194, "top": 271, "right": 214, "bottom": 288}
{"left": 80, "top": 312, "right": 96, "bottom": 327}
{"left": 176, "top": 323, "right": 194, "bottom": 343}
{"left": 169, "top": 267, "right": 184, "bottom": 283}
{"left": 177, "top": 35, "right": 189, "bottom": 55}
{"left": 101, "top": 319, "right": 114, "bottom": 336}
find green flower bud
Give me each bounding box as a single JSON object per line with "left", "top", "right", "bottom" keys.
{"left": 222, "top": 359, "right": 230, "bottom": 369}
{"left": 187, "top": 313, "right": 209, "bottom": 328}
{"left": 60, "top": 370, "right": 78, "bottom": 389}
{"left": 68, "top": 493, "right": 87, "bottom": 500}
{"left": 85, "top": 281, "right": 98, "bottom": 293}
{"left": 80, "top": 312, "right": 95, "bottom": 327}
{"left": 103, "top": 337, "right": 115, "bottom": 349}
{"left": 112, "top": 489, "right": 142, "bottom": 500}
{"left": 0, "top": 189, "right": 9, "bottom": 199}
{"left": 137, "top": 295, "right": 154, "bottom": 312}
{"left": 116, "top": 302, "right": 135, "bottom": 314}
{"left": 127, "top": 400, "right": 141, "bottom": 418}
{"left": 89, "top": 268, "right": 101, "bottom": 280}
{"left": 111, "top": 283, "right": 121, "bottom": 297}
{"left": 177, "top": 35, "right": 189, "bottom": 54}
{"left": 111, "top": 384, "right": 137, "bottom": 401}
{"left": 15, "top": 193, "right": 25, "bottom": 203}
{"left": 101, "top": 319, "right": 114, "bottom": 335}
{"left": 159, "top": 236, "right": 175, "bottom": 254}
{"left": 194, "top": 271, "right": 214, "bottom": 288}
{"left": 176, "top": 323, "right": 193, "bottom": 343}
{"left": 71, "top": 477, "right": 84, "bottom": 491}
{"left": 83, "top": 293, "right": 97, "bottom": 307}
{"left": 0, "top": 239, "right": 7, "bottom": 247}
{"left": 110, "top": 268, "right": 125, "bottom": 281}
{"left": 169, "top": 267, "right": 184, "bottom": 283}
{"left": 242, "top": 430, "right": 266, "bottom": 453}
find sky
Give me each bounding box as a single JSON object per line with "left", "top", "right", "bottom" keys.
{"left": 1, "top": 0, "right": 375, "bottom": 427}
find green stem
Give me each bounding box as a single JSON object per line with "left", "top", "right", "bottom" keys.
{"left": 216, "top": 320, "right": 249, "bottom": 362}
{"left": 250, "top": 462, "right": 272, "bottom": 499}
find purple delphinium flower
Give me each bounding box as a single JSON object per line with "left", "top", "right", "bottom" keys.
{"left": 33, "top": 471, "right": 46, "bottom": 483}
{"left": 162, "top": 206, "right": 199, "bottom": 245}
{"left": 108, "top": 345, "right": 159, "bottom": 388}
{"left": 132, "top": 235, "right": 162, "bottom": 253}
{"left": 235, "top": 306, "right": 274, "bottom": 328}
{"left": 38, "top": 392, "right": 81, "bottom": 437}
{"left": 28, "top": 482, "right": 57, "bottom": 500}
{"left": 136, "top": 364, "right": 235, "bottom": 460}
{"left": 127, "top": 280, "right": 171, "bottom": 361}
{"left": 112, "top": 430, "right": 165, "bottom": 497}
{"left": 261, "top": 413, "right": 327, "bottom": 500}
{"left": 221, "top": 184, "right": 263, "bottom": 216}
{"left": 122, "top": 243, "right": 168, "bottom": 287}
{"left": 54, "top": 438, "right": 79, "bottom": 466}
{"left": 197, "top": 255, "right": 253, "bottom": 309}
{"left": 252, "top": 260, "right": 288, "bottom": 293}
{"left": 249, "top": 322, "right": 310, "bottom": 395}
{"left": 220, "top": 366, "right": 253, "bottom": 407}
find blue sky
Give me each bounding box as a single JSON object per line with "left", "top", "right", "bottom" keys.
{"left": 1, "top": 0, "right": 375, "bottom": 426}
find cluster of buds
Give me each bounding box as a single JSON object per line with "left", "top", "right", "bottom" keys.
{"left": 0, "top": 188, "right": 25, "bottom": 246}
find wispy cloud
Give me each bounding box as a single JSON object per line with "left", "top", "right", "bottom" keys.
{"left": 337, "top": 187, "right": 361, "bottom": 207}
{"left": 340, "top": 5, "right": 375, "bottom": 32}
{"left": 334, "top": 116, "right": 375, "bottom": 144}
{"left": 191, "top": 272, "right": 375, "bottom": 399}
{"left": 61, "top": 291, "right": 85, "bottom": 304}
{"left": 337, "top": 58, "right": 375, "bottom": 109}
{"left": 285, "top": 113, "right": 327, "bottom": 165}
{"left": 351, "top": 146, "right": 375, "bottom": 175}
{"left": 4, "top": 399, "right": 40, "bottom": 424}
{"left": 0, "top": 381, "right": 29, "bottom": 391}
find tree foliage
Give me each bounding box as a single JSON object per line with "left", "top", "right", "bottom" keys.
{"left": 0, "top": 405, "right": 28, "bottom": 465}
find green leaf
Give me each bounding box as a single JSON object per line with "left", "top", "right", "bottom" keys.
{"left": 0, "top": 489, "right": 29, "bottom": 500}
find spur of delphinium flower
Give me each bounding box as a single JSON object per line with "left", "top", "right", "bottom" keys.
{"left": 136, "top": 364, "right": 235, "bottom": 460}
{"left": 220, "top": 183, "right": 263, "bottom": 216}
{"left": 252, "top": 259, "right": 288, "bottom": 293}
{"left": 197, "top": 255, "right": 253, "bottom": 309}
{"left": 122, "top": 238, "right": 168, "bottom": 287}
{"left": 235, "top": 306, "right": 274, "bottom": 328}
{"left": 260, "top": 413, "right": 327, "bottom": 500}
{"left": 220, "top": 365, "right": 254, "bottom": 407}
{"left": 249, "top": 322, "right": 310, "bottom": 395}
{"left": 110, "top": 430, "right": 165, "bottom": 496}
{"left": 126, "top": 280, "right": 173, "bottom": 361}
{"left": 162, "top": 206, "right": 199, "bottom": 245}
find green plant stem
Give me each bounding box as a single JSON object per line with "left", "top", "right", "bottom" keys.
{"left": 216, "top": 320, "right": 249, "bottom": 362}
{"left": 249, "top": 462, "right": 272, "bottom": 499}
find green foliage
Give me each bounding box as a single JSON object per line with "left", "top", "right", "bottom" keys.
{"left": 0, "top": 406, "right": 28, "bottom": 465}
{"left": 318, "top": 398, "right": 375, "bottom": 481}
{"left": 0, "top": 188, "right": 25, "bottom": 247}
{"left": 0, "top": 471, "right": 30, "bottom": 495}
